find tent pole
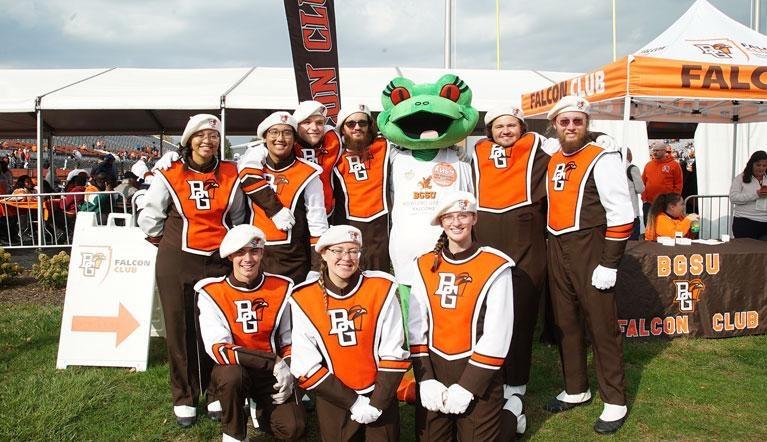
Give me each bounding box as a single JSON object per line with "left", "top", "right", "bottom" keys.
{"left": 221, "top": 106, "right": 227, "bottom": 161}
{"left": 732, "top": 121, "right": 739, "bottom": 178}
{"left": 35, "top": 106, "right": 44, "bottom": 247}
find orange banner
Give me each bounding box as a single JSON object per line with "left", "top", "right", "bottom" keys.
{"left": 630, "top": 56, "right": 767, "bottom": 100}
{"left": 523, "top": 58, "right": 628, "bottom": 118}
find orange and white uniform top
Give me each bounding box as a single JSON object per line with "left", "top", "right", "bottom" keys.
{"left": 289, "top": 271, "right": 410, "bottom": 394}
{"left": 138, "top": 159, "right": 246, "bottom": 255}
{"left": 408, "top": 246, "right": 514, "bottom": 371}
{"left": 249, "top": 156, "right": 328, "bottom": 246}
{"left": 332, "top": 136, "right": 390, "bottom": 222}
{"left": 196, "top": 273, "right": 293, "bottom": 364}
{"left": 546, "top": 143, "right": 634, "bottom": 240}
{"left": 471, "top": 132, "right": 551, "bottom": 212}
{"left": 294, "top": 128, "right": 342, "bottom": 216}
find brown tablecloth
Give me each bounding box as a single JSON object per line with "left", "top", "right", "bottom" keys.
{"left": 616, "top": 238, "right": 767, "bottom": 339}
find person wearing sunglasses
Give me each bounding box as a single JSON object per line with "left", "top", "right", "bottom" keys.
{"left": 292, "top": 100, "right": 343, "bottom": 217}
{"left": 331, "top": 104, "right": 392, "bottom": 272}
{"left": 543, "top": 96, "right": 634, "bottom": 434}
{"left": 408, "top": 191, "right": 514, "bottom": 441}
{"left": 289, "top": 225, "right": 410, "bottom": 441}
{"left": 196, "top": 225, "right": 305, "bottom": 442}
{"left": 138, "top": 114, "right": 247, "bottom": 427}
{"left": 249, "top": 111, "right": 328, "bottom": 284}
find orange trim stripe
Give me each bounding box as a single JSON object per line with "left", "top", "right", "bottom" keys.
{"left": 280, "top": 345, "right": 292, "bottom": 358}
{"left": 379, "top": 360, "right": 411, "bottom": 370}
{"left": 299, "top": 366, "right": 329, "bottom": 390}
{"left": 212, "top": 343, "right": 239, "bottom": 365}
{"left": 409, "top": 344, "right": 428, "bottom": 356}
{"left": 606, "top": 222, "right": 634, "bottom": 239}
{"left": 309, "top": 236, "right": 319, "bottom": 245}
{"left": 470, "top": 352, "right": 505, "bottom": 367}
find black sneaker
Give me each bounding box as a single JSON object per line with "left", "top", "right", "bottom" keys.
{"left": 594, "top": 415, "right": 627, "bottom": 434}
{"left": 544, "top": 395, "right": 592, "bottom": 413}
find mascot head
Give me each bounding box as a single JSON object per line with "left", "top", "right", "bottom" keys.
{"left": 377, "top": 74, "right": 479, "bottom": 150}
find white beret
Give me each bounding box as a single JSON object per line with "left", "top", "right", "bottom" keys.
{"left": 430, "top": 191, "right": 477, "bottom": 226}
{"left": 293, "top": 100, "right": 327, "bottom": 123}
{"left": 180, "top": 114, "right": 221, "bottom": 147}
{"left": 66, "top": 168, "right": 88, "bottom": 182}
{"left": 484, "top": 105, "right": 525, "bottom": 125}
{"left": 257, "top": 111, "right": 298, "bottom": 139}
{"left": 314, "top": 225, "right": 363, "bottom": 253}
{"left": 220, "top": 225, "right": 266, "bottom": 258}
{"left": 547, "top": 95, "right": 591, "bottom": 120}
{"left": 335, "top": 104, "right": 372, "bottom": 130}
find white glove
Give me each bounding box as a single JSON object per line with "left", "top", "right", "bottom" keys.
{"left": 419, "top": 379, "right": 448, "bottom": 412}
{"left": 591, "top": 265, "right": 618, "bottom": 290}
{"left": 271, "top": 357, "right": 294, "bottom": 404}
{"left": 349, "top": 395, "right": 382, "bottom": 425}
{"left": 541, "top": 137, "right": 562, "bottom": 155}
{"left": 152, "top": 151, "right": 180, "bottom": 171}
{"left": 595, "top": 134, "right": 617, "bottom": 152}
{"left": 239, "top": 144, "right": 268, "bottom": 171}
{"left": 441, "top": 384, "right": 474, "bottom": 415}
{"left": 271, "top": 207, "right": 296, "bottom": 231}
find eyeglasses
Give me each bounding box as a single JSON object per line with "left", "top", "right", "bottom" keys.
{"left": 556, "top": 118, "right": 585, "bottom": 128}
{"left": 440, "top": 212, "right": 473, "bottom": 224}
{"left": 326, "top": 248, "right": 363, "bottom": 259}
{"left": 193, "top": 132, "right": 220, "bottom": 141}
{"left": 344, "top": 120, "right": 370, "bottom": 129}
{"left": 266, "top": 129, "right": 294, "bottom": 138}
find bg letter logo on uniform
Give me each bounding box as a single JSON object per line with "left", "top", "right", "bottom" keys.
{"left": 188, "top": 181, "right": 211, "bottom": 210}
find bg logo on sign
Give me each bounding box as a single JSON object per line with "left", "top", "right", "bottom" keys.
{"left": 434, "top": 272, "right": 473, "bottom": 309}
{"left": 78, "top": 246, "right": 112, "bottom": 284}
{"left": 235, "top": 299, "right": 269, "bottom": 333}
{"left": 673, "top": 278, "right": 705, "bottom": 313}
{"left": 328, "top": 305, "right": 367, "bottom": 346}
{"left": 80, "top": 252, "right": 108, "bottom": 277}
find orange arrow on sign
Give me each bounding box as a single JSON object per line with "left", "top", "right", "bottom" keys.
{"left": 71, "top": 303, "right": 140, "bottom": 346}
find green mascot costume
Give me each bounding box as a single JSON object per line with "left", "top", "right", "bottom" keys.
{"left": 377, "top": 74, "right": 478, "bottom": 314}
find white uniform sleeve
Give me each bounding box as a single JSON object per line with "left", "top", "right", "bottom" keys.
{"left": 288, "top": 299, "right": 326, "bottom": 380}
{"left": 137, "top": 174, "right": 172, "bottom": 237}
{"left": 470, "top": 266, "right": 513, "bottom": 369}
{"left": 407, "top": 261, "right": 430, "bottom": 353}
{"left": 303, "top": 175, "right": 329, "bottom": 238}
{"left": 456, "top": 146, "right": 474, "bottom": 194}
{"left": 197, "top": 289, "right": 234, "bottom": 363}
{"left": 541, "top": 136, "right": 562, "bottom": 156}
{"left": 630, "top": 165, "right": 645, "bottom": 194}
{"left": 278, "top": 301, "right": 293, "bottom": 355}
{"left": 377, "top": 287, "right": 410, "bottom": 366}
{"left": 593, "top": 151, "right": 635, "bottom": 228}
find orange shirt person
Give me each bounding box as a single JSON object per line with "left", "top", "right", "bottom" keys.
{"left": 644, "top": 193, "right": 700, "bottom": 241}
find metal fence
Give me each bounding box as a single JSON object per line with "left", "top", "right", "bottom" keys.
{"left": 0, "top": 191, "right": 128, "bottom": 249}
{"left": 684, "top": 194, "right": 731, "bottom": 240}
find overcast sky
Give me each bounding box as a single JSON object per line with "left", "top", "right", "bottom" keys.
{"left": 0, "top": 0, "right": 763, "bottom": 73}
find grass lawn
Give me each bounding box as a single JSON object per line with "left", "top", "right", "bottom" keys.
{"left": 1, "top": 301, "right": 766, "bottom": 441}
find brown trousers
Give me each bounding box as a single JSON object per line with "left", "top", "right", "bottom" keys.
{"left": 156, "top": 244, "right": 230, "bottom": 407}
{"left": 350, "top": 215, "right": 391, "bottom": 273}
{"left": 415, "top": 355, "right": 504, "bottom": 442}
{"left": 476, "top": 203, "right": 547, "bottom": 387}
{"left": 547, "top": 228, "right": 626, "bottom": 405}
{"left": 210, "top": 365, "right": 305, "bottom": 441}
{"left": 315, "top": 394, "right": 400, "bottom": 442}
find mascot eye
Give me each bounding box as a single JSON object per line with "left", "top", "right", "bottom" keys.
{"left": 390, "top": 87, "right": 411, "bottom": 105}
{"left": 440, "top": 84, "right": 461, "bottom": 102}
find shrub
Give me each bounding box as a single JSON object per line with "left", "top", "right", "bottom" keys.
{"left": 32, "top": 251, "right": 69, "bottom": 289}
{"left": 0, "top": 248, "right": 23, "bottom": 286}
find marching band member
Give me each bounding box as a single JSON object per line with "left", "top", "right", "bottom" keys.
{"left": 138, "top": 114, "right": 246, "bottom": 427}
{"left": 408, "top": 191, "right": 514, "bottom": 441}
{"left": 250, "top": 111, "right": 328, "bottom": 283}
{"left": 332, "top": 104, "right": 392, "bottom": 272}
{"left": 292, "top": 100, "right": 343, "bottom": 216}
{"left": 290, "top": 225, "right": 410, "bottom": 441}
{"left": 196, "top": 225, "right": 304, "bottom": 441}
{"left": 543, "top": 96, "right": 634, "bottom": 434}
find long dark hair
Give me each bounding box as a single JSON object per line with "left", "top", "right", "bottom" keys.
{"left": 742, "top": 150, "right": 767, "bottom": 183}
{"left": 646, "top": 193, "right": 683, "bottom": 235}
